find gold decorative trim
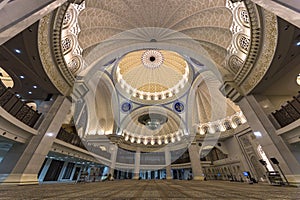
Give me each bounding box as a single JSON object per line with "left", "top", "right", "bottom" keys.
{"left": 241, "top": 9, "right": 278, "bottom": 93}
{"left": 38, "top": 13, "right": 71, "bottom": 95}
{"left": 234, "top": 0, "right": 261, "bottom": 85}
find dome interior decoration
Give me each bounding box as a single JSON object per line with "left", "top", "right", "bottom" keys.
{"left": 116, "top": 49, "right": 190, "bottom": 101}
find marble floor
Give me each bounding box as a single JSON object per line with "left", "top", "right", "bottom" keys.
{"left": 0, "top": 180, "right": 299, "bottom": 200}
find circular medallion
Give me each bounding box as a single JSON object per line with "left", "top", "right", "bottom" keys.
{"left": 141, "top": 50, "right": 164, "bottom": 69}
{"left": 121, "top": 102, "right": 132, "bottom": 113}
{"left": 174, "top": 101, "right": 185, "bottom": 113}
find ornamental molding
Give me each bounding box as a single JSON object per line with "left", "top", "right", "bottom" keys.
{"left": 194, "top": 111, "right": 247, "bottom": 135}
{"left": 51, "top": 2, "right": 76, "bottom": 86}
{"left": 38, "top": 12, "right": 71, "bottom": 95}
{"left": 38, "top": 2, "right": 88, "bottom": 96}
{"left": 233, "top": 0, "right": 262, "bottom": 85}
{"left": 241, "top": 9, "right": 278, "bottom": 93}
{"left": 222, "top": 0, "right": 278, "bottom": 101}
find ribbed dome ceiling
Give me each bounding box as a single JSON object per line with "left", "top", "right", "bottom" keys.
{"left": 78, "top": 0, "right": 233, "bottom": 72}
{"left": 116, "top": 49, "right": 189, "bottom": 101}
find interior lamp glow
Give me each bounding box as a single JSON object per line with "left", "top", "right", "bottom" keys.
{"left": 254, "top": 131, "right": 262, "bottom": 138}
{"left": 89, "top": 130, "right": 96, "bottom": 135}
{"left": 143, "top": 138, "right": 148, "bottom": 145}
{"left": 208, "top": 125, "right": 215, "bottom": 134}
{"left": 46, "top": 132, "right": 54, "bottom": 137}
{"left": 220, "top": 124, "right": 226, "bottom": 132}
{"left": 157, "top": 138, "right": 162, "bottom": 145}
{"left": 97, "top": 130, "right": 104, "bottom": 135}
{"left": 125, "top": 135, "right": 129, "bottom": 141}
{"left": 200, "top": 129, "right": 205, "bottom": 135}
{"left": 184, "top": 130, "right": 189, "bottom": 136}
{"left": 150, "top": 139, "right": 155, "bottom": 145}
{"left": 130, "top": 137, "right": 135, "bottom": 143}
{"left": 231, "top": 122, "right": 237, "bottom": 129}
{"left": 171, "top": 137, "right": 175, "bottom": 143}
{"left": 164, "top": 137, "right": 169, "bottom": 144}
{"left": 240, "top": 116, "right": 247, "bottom": 123}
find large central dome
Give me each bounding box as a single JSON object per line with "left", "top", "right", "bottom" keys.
{"left": 116, "top": 49, "right": 189, "bottom": 101}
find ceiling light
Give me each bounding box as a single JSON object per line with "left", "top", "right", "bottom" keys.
{"left": 28, "top": 91, "right": 32, "bottom": 94}
{"left": 14, "top": 49, "right": 21, "bottom": 54}
{"left": 254, "top": 131, "right": 262, "bottom": 138}
{"left": 164, "top": 137, "right": 169, "bottom": 144}
{"left": 297, "top": 41, "right": 300, "bottom": 46}
{"left": 143, "top": 138, "right": 148, "bottom": 145}
{"left": 297, "top": 74, "right": 300, "bottom": 85}
{"left": 46, "top": 132, "right": 54, "bottom": 137}
{"left": 130, "top": 137, "right": 135, "bottom": 143}
{"left": 20, "top": 75, "right": 25, "bottom": 79}
{"left": 171, "top": 137, "right": 175, "bottom": 143}
{"left": 33, "top": 85, "right": 37, "bottom": 89}
{"left": 16, "top": 94, "right": 20, "bottom": 97}
{"left": 150, "top": 139, "right": 155, "bottom": 145}
{"left": 200, "top": 129, "right": 205, "bottom": 135}
{"left": 157, "top": 138, "right": 162, "bottom": 145}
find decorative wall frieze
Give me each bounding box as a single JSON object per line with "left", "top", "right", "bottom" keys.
{"left": 222, "top": 0, "right": 278, "bottom": 102}
{"left": 241, "top": 9, "right": 278, "bottom": 94}
{"left": 225, "top": 0, "right": 251, "bottom": 76}
{"left": 38, "top": 13, "right": 71, "bottom": 95}
{"left": 38, "top": 1, "right": 88, "bottom": 95}
{"left": 61, "top": 2, "right": 85, "bottom": 76}
{"left": 194, "top": 111, "right": 247, "bottom": 135}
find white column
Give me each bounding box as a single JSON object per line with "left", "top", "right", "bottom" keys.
{"left": 188, "top": 143, "right": 204, "bottom": 180}
{"left": 0, "top": 96, "right": 71, "bottom": 185}
{"left": 133, "top": 148, "right": 140, "bottom": 179}
{"left": 109, "top": 144, "right": 118, "bottom": 177}
{"left": 165, "top": 147, "right": 172, "bottom": 180}
{"left": 238, "top": 95, "right": 300, "bottom": 184}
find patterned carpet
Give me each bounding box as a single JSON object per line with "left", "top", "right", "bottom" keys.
{"left": 0, "top": 180, "right": 299, "bottom": 199}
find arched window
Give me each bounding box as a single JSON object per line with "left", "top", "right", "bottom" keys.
{"left": 26, "top": 102, "right": 37, "bottom": 111}
{"left": 224, "top": 120, "right": 232, "bottom": 130}
{"left": 0, "top": 67, "right": 14, "bottom": 88}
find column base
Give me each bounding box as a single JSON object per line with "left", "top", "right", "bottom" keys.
{"left": 193, "top": 176, "right": 205, "bottom": 181}
{"left": 166, "top": 176, "right": 173, "bottom": 180}
{"left": 0, "top": 174, "right": 38, "bottom": 185}
{"left": 133, "top": 173, "right": 140, "bottom": 180}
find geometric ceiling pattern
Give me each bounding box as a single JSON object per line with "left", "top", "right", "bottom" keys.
{"left": 116, "top": 49, "right": 189, "bottom": 101}
{"left": 77, "top": 0, "right": 236, "bottom": 74}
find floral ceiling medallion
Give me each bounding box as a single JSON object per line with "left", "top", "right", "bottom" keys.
{"left": 141, "top": 50, "right": 164, "bottom": 69}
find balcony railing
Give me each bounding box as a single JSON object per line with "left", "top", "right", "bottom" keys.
{"left": 271, "top": 94, "right": 300, "bottom": 128}
{"left": 56, "top": 128, "right": 111, "bottom": 159}
{"left": 0, "top": 81, "right": 41, "bottom": 128}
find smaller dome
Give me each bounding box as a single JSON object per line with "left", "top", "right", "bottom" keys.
{"left": 116, "top": 49, "right": 189, "bottom": 101}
